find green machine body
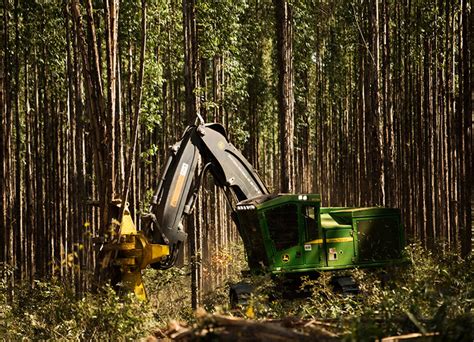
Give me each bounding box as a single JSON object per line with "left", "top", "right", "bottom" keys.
{"left": 235, "top": 194, "right": 405, "bottom": 274}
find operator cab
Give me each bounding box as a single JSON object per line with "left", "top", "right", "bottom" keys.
{"left": 235, "top": 194, "right": 322, "bottom": 273}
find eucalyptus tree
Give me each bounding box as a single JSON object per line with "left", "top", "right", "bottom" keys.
{"left": 274, "top": 0, "right": 295, "bottom": 193}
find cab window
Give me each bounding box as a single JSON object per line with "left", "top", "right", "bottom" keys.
{"left": 265, "top": 204, "right": 299, "bottom": 250}
{"left": 303, "top": 206, "right": 319, "bottom": 241}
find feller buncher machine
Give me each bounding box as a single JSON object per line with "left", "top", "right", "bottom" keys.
{"left": 102, "top": 121, "right": 405, "bottom": 300}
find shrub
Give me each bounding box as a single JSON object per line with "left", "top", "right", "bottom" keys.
{"left": 0, "top": 277, "right": 157, "bottom": 340}
{"left": 227, "top": 243, "right": 473, "bottom": 340}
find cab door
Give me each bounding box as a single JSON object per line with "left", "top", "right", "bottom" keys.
{"left": 263, "top": 203, "right": 304, "bottom": 270}
{"left": 302, "top": 205, "right": 323, "bottom": 267}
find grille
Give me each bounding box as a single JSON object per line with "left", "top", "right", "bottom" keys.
{"left": 357, "top": 217, "right": 401, "bottom": 261}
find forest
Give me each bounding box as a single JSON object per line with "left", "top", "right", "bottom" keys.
{"left": 0, "top": 0, "right": 472, "bottom": 340}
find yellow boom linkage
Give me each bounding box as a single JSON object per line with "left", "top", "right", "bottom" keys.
{"left": 104, "top": 207, "right": 169, "bottom": 300}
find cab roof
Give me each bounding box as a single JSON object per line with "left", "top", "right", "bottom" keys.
{"left": 237, "top": 193, "right": 321, "bottom": 209}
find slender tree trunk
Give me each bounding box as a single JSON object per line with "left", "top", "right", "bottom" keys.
{"left": 274, "top": 0, "right": 295, "bottom": 193}
{"left": 104, "top": 0, "right": 119, "bottom": 205}
{"left": 183, "top": 0, "right": 202, "bottom": 309}
{"left": 461, "top": 0, "right": 472, "bottom": 256}
{"left": 0, "top": 0, "right": 8, "bottom": 267}
{"left": 183, "top": 0, "right": 200, "bottom": 123}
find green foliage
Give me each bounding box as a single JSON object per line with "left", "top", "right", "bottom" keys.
{"left": 1, "top": 244, "right": 472, "bottom": 340}
{"left": 197, "top": 0, "right": 246, "bottom": 58}
{"left": 0, "top": 276, "right": 157, "bottom": 340}
{"left": 140, "top": 143, "right": 160, "bottom": 164}
{"left": 142, "top": 266, "right": 195, "bottom": 324}
{"left": 219, "top": 244, "right": 473, "bottom": 340}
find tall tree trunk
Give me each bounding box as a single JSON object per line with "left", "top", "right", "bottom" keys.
{"left": 183, "top": 0, "right": 202, "bottom": 309}
{"left": 461, "top": 0, "right": 472, "bottom": 256}
{"left": 104, "top": 0, "right": 119, "bottom": 205}
{"left": 183, "top": 0, "right": 199, "bottom": 123}
{"left": 274, "top": 0, "right": 295, "bottom": 193}
{"left": 0, "top": 0, "right": 8, "bottom": 267}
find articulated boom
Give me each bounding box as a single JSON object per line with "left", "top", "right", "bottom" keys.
{"left": 147, "top": 123, "right": 269, "bottom": 269}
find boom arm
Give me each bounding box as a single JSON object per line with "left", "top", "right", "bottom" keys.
{"left": 148, "top": 123, "right": 269, "bottom": 268}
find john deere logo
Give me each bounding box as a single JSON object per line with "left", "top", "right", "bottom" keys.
{"left": 282, "top": 254, "right": 290, "bottom": 263}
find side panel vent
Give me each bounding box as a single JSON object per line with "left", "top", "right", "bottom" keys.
{"left": 357, "top": 217, "right": 401, "bottom": 262}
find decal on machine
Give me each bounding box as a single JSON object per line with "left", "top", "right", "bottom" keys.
{"left": 170, "top": 163, "right": 189, "bottom": 207}
{"left": 328, "top": 248, "right": 338, "bottom": 261}
{"left": 304, "top": 244, "right": 312, "bottom": 251}
{"left": 307, "top": 237, "right": 353, "bottom": 244}
{"left": 282, "top": 254, "right": 290, "bottom": 263}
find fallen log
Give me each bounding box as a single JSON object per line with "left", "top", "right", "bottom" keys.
{"left": 156, "top": 310, "right": 340, "bottom": 341}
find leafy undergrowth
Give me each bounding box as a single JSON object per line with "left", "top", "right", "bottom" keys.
{"left": 0, "top": 279, "right": 154, "bottom": 340}
{"left": 0, "top": 244, "right": 472, "bottom": 341}
{"left": 229, "top": 244, "right": 474, "bottom": 341}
